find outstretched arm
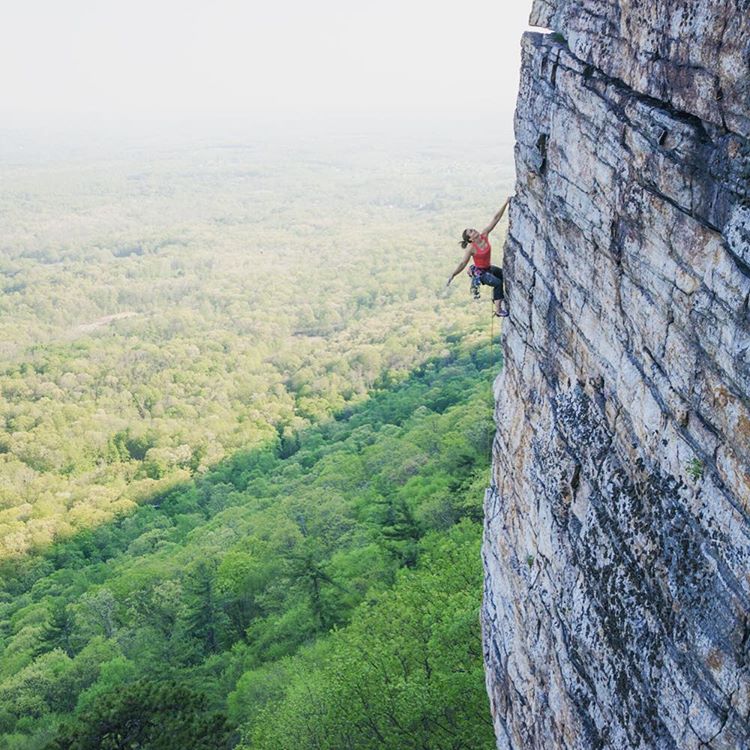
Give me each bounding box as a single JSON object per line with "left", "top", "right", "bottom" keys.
{"left": 482, "top": 196, "right": 511, "bottom": 236}
{"left": 446, "top": 248, "right": 473, "bottom": 287}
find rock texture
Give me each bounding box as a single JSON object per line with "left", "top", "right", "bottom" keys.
{"left": 482, "top": 2, "right": 750, "bottom": 748}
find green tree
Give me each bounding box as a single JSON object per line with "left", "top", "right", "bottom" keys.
{"left": 244, "top": 524, "right": 495, "bottom": 750}
{"left": 182, "top": 560, "right": 226, "bottom": 655}
{"left": 53, "top": 680, "right": 231, "bottom": 750}
{"left": 42, "top": 601, "right": 76, "bottom": 656}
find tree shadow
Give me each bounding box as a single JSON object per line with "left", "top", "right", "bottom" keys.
{"left": 0, "top": 340, "right": 500, "bottom": 599}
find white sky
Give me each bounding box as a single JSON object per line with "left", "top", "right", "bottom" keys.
{"left": 1, "top": 0, "right": 533, "bottom": 130}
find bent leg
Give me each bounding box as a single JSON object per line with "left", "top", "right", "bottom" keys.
{"left": 479, "top": 266, "right": 505, "bottom": 301}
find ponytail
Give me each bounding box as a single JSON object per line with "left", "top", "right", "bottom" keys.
{"left": 460, "top": 229, "right": 472, "bottom": 249}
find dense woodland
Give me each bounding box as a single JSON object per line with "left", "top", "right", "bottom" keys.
{"left": 0, "top": 129, "right": 514, "bottom": 748}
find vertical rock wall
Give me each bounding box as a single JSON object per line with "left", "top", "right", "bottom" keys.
{"left": 482, "top": 2, "right": 750, "bottom": 748}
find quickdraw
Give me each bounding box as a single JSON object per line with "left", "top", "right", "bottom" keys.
{"left": 467, "top": 264, "right": 482, "bottom": 301}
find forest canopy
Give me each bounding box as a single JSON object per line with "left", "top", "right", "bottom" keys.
{"left": 0, "top": 133, "right": 513, "bottom": 560}
{"left": 0, "top": 130, "right": 514, "bottom": 749}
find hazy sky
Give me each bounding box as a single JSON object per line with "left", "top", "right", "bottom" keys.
{"left": 2, "top": 1, "right": 533, "bottom": 131}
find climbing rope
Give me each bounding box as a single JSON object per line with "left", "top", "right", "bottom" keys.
{"left": 488, "top": 306, "right": 496, "bottom": 457}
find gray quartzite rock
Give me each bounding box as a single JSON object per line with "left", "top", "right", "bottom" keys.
{"left": 482, "top": 2, "right": 750, "bottom": 749}
{"left": 529, "top": 0, "right": 750, "bottom": 138}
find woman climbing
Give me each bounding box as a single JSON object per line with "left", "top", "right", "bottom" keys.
{"left": 446, "top": 197, "right": 511, "bottom": 317}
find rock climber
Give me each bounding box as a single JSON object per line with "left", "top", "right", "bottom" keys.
{"left": 446, "top": 197, "right": 511, "bottom": 317}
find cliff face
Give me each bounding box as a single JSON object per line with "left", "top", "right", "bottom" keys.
{"left": 482, "top": 2, "right": 750, "bottom": 749}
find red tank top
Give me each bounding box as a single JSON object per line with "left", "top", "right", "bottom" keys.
{"left": 472, "top": 234, "right": 491, "bottom": 269}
